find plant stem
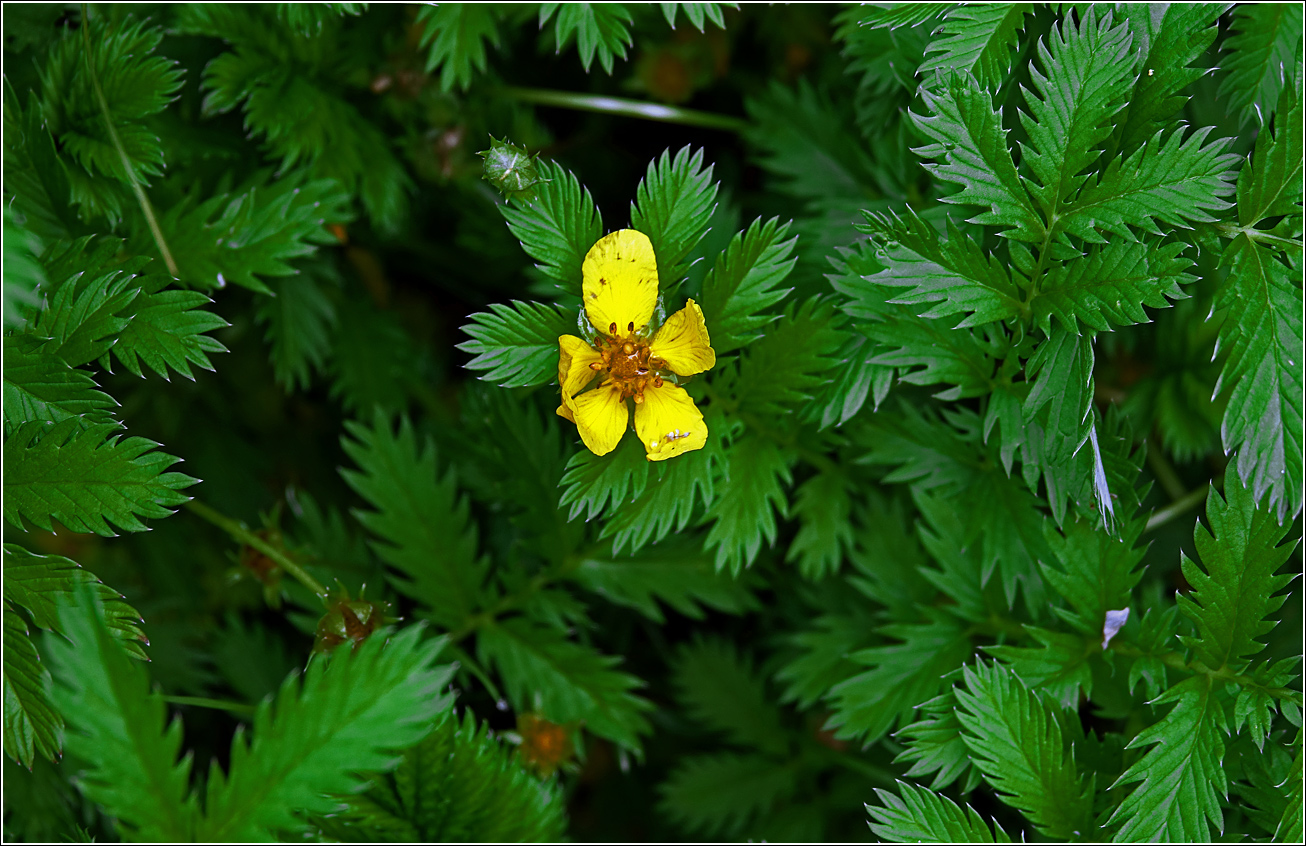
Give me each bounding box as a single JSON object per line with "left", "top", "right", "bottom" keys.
{"left": 80, "top": 4, "right": 179, "bottom": 278}
{"left": 1145, "top": 443, "right": 1188, "bottom": 501}
{"left": 183, "top": 499, "right": 330, "bottom": 602}
{"left": 502, "top": 86, "right": 749, "bottom": 133}
{"left": 157, "top": 694, "right": 256, "bottom": 715}
{"left": 1144, "top": 484, "right": 1210, "bottom": 533}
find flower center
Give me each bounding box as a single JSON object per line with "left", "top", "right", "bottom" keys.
{"left": 591, "top": 323, "right": 665, "bottom": 403}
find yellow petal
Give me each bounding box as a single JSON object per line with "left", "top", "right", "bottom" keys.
{"left": 582, "top": 230, "right": 659, "bottom": 338}
{"left": 650, "top": 298, "right": 715, "bottom": 376}
{"left": 572, "top": 383, "right": 629, "bottom": 456}
{"left": 636, "top": 381, "right": 707, "bottom": 461}
{"left": 558, "top": 334, "right": 602, "bottom": 417}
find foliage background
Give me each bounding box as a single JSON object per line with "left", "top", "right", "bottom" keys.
{"left": 2, "top": 2, "right": 1303, "bottom": 843}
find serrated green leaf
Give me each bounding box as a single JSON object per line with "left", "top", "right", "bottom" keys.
{"left": 912, "top": 72, "right": 1044, "bottom": 242}
{"left": 1062, "top": 125, "right": 1240, "bottom": 242}
{"left": 108, "top": 287, "right": 229, "bottom": 381}
{"left": 3, "top": 208, "right": 46, "bottom": 331}
{"left": 540, "top": 2, "right": 634, "bottom": 74}
{"left": 44, "top": 586, "right": 198, "bottom": 840}
{"left": 1031, "top": 238, "right": 1192, "bottom": 334}
{"left": 457, "top": 300, "right": 577, "bottom": 388}
{"left": 986, "top": 626, "right": 1094, "bottom": 709}
{"left": 1177, "top": 478, "right": 1297, "bottom": 672}
{"left": 630, "top": 145, "right": 718, "bottom": 288}
{"left": 726, "top": 298, "right": 849, "bottom": 417}
{"left": 3, "top": 87, "right": 80, "bottom": 243}
{"left": 572, "top": 536, "right": 756, "bottom": 623}
{"left": 4, "top": 544, "right": 147, "bottom": 658}
{"left": 1109, "top": 674, "right": 1228, "bottom": 841}
{"left": 827, "top": 612, "right": 973, "bottom": 744}
{"left": 314, "top": 709, "right": 567, "bottom": 842}
{"left": 775, "top": 611, "right": 879, "bottom": 711}
{"left": 1238, "top": 80, "right": 1304, "bottom": 227}
{"left": 1214, "top": 237, "right": 1304, "bottom": 519}
{"left": 674, "top": 638, "right": 786, "bottom": 756}
{"left": 704, "top": 434, "right": 790, "bottom": 574}
{"left": 785, "top": 469, "right": 854, "bottom": 580}
{"left": 955, "top": 661, "right": 1093, "bottom": 840}
{"left": 919, "top": 4, "right": 1030, "bottom": 88}
{"left": 416, "top": 4, "right": 501, "bottom": 92}
{"left": 1039, "top": 516, "right": 1146, "bottom": 638}
{"left": 3, "top": 420, "right": 197, "bottom": 536}
{"left": 32, "top": 246, "right": 138, "bottom": 369}
{"left": 866, "top": 781, "right": 1011, "bottom": 843}
{"left": 660, "top": 2, "right": 730, "bottom": 31}
{"left": 158, "top": 177, "right": 351, "bottom": 294}
{"left": 660, "top": 752, "right": 797, "bottom": 838}
{"left": 274, "top": 3, "right": 365, "bottom": 35}
{"left": 858, "top": 209, "right": 1023, "bottom": 326}
{"left": 3, "top": 606, "right": 61, "bottom": 769}
{"left": 1277, "top": 734, "right": 1304, "bottom": 842}
{"left": 3, "top": 335, "right": 118, "bottom": 430}
{"left": 500, "top": 160, "right": 603, "bottom": 292}
{"left": 895, "top": 692, "right": 982, "bottom": 792}
{"left": 197, "top": 626, "right": 454, "bottom": 841}
{"left": 698, "top": 216, "right": 796, "bottom": 355}
{"left": 557, "top": 435, "right": 650, "bottom": 521}
{"left": 806, "top": 331, "right": 894, "bottom": 428}
{"left": 339, "top": 413, "right": 487, "bottom": 630}
{"left": 255, "top": 263, "right": 337, "bottom": 392}
{"left": 327, "top": 295, "right": 418, "bottom": 415}
{"left": 1019, "top": 8, "right": 1135, "bottom": 214}
{"left": 476, "top": 616, "right": 652, "bottom": 751}
{"left": 1218, "top": 3, "right": 1304, "bottom": 127}
{"left": 1024, "top": 330, "right": 1094, "bottom": 465}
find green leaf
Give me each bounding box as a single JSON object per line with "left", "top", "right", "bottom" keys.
{"left": 786, "top": 469, "right": 854, "bottom": 580}
{"left": 1031, "top": 238, "right": 1193, "bottom": 334}
{"left": 912, "top": 72, "right": 1044, "bottom": 242}
{"left": 698, "top": 217, "right": 797, "bottom": 355}
{"left": 314, "top": 709, "right": 567, "bottom": 842}
{"left": 1238, "top": 80, "right": 1304, "bottom": 227}
{"left": 1062, "top": 125, "right": 1240, "bottom": 242}
{"left": 660, "top": 752, "right": 797, "bottom": 838}
{"left": 500, "top": 160, "right": 603, "bottom": 292}
{"left": 327, "top": 296, "right": 418, "bottom": 415}
{"left": 38, "top": 18, "right": 183, "bottom": 188}
{"left": 557, "top": 434, "right": 650, "bottom": 521}
{"left": 107, "top": 286, "right": 229, "bottom": 381}
{"left": 3, "top": 544, "right": 147, "bottom": 657}
{"left": 805, "top": 331, "right": 894, "bottom": 428}
{"left": 540, "top": 2, "right": 634, "bottom": 74}
{"left": 476, "top": 616, "right": 652, "bottom": 751}
{"left": 704, "top": 434, "right": 791, "bottom": 574}
{"left": 1218, "top": 3, "right": 1304, "bottom": 127}
{"left": 274, "top": 3, "right": 365, "bottom": 35}
{"left": 3, "top": 208, "right": 46, "bottom": 331}
{"left": 775, "top": 611, "right": 879, "bottom": 711}
{"left": 44, "top": 585, "right": 198, "bottom": 840}
{"left": 3, "top": 87, "right": 80, "bottom": 243}
{"left": 895, "top": 692, "right": 982, "bottom": 792}
{"left": 918, "top": 4, "right": 1030, "bottom": 88}
{"left": 1214, "top": 238, "right": 1304, "bottom": 519}
{"left": 826, "top": 612, "right": 973, "bottom": 744}
{"left": 1108, "top": 675, "right": 1228, "bottom": 842}
{"left": 660, "top": 2, "right": 730, "bottom": 31}
{"left": 157, "top": 177, "right": 351, "bottom": 295}
{"left": 1177, "top": 478, "right": 1297, "bottom": 672}
{"left": 728, "top": 298, "right": 849, "bottom": 417}
{"left": 1278, "top": 735, "right": 1305, "bottom": 842}
{"left": 255, "top": 263, "right": 337, "bottom": 392}
{"left": 870, "top": 314, "right": 996, "bottom": 401}
{"left": 853, "top": 3, "right": 951, "bottom": 31}
{"left": 1019, "top": 8, "right": 1135, "bottom": 213}
{"left": 4, "top": 420, "right": 197, "bottom": 536}
{"left": 985, "top": 626, "right": 1094, "bottom": 709}
{"left": 3, "top": 606, "right": 61, "bottom": 769}
{"left": 866, "top": 781, "right": 1011, "bottom": 843}
{"left": 3, "top": 335, "right": 118, "bottom": 430}
{"left": 457, "top": 300, "right": 577, "bottom": 388}
{"left": 674, "top": 638, "right": 786, "bottom": 756}
{"left": 858, "top": 209, "right": 1023, "bottom": 327}
{"left": 572, "top": 537, "right": 757, "bottom": 623}
{"left": 197, "top": 626, "right": 454, "bottom": 841}
{"left": 630, "top": 145, "right": 718, "bottom": 288}
{"left": 32, "top": 241, "right": 139, "bottom": 369}
{"left": 340, "top": 413, "right": 487, "bottom": 630}
{"left": 1115, "top": 4, "right": 1226, "bottom": 152}
{"left": 955, "top": 661, "right": 1093, "bottom": 840}
{"left": 416, "top": 4, "right": 501, "bottom": 92}
{"left": 1024, "top": 330, "right": 1094, "bottom": 465}
{"left": 1039, "top": 516, "right": 1147, "bottom": 638}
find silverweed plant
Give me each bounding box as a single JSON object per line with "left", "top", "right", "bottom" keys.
{"left": 2, "top": 3, "right": 1302, "bottom": 843}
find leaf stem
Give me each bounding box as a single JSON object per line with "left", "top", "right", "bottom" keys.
{"left": 1214, "top": 223, "right": 1304, "bottom": 252}
{"left": 79, "top": 3, "right": 179, "bottom": 278}
{"left": 1144, "top": 484, "right": 1210, "bottom": 533}
{"left": 182, "top": 499, "right": 330, "bottom": 603}
{"left": 1145, "top": 443, "right": 1187, "bottom": 501}
{"left": 501, "top": 86, "right": 749, "bottom": 133}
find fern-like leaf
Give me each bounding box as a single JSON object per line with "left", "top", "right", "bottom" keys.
{"left": 416, "top": 4, "right": 501, "bottom": 92}
{"left": 1237, "top": 79, "right": 1303, "bottom": 227}
{"left": 786, "top": 468, "right": 854, "bottom": 580}
{"left": 457, "top": 300, "right": 577, "bottom": 388}
{"left": 1031, "top": 238, "right": 1192, "bottom": 334}
{"left": 540, "top": 2, "right": 634, "bottom": 74}
{"left": 918, "top": 3, "right": 1030, "bottom": 88}
{"left": 698, "top": 216, "right": 797, "bottom": 355}
{"left": 198, "top": 626, "right": 454, "bottom": 841}
{"left": 3, "top": 336, "right": 117, "bottom": 429}
{"left": 1218, "top": 3, "right": 1304, "bottom": 126}
{"left": 500, "top": 160, "right": 603, "bottom": 292}
{"left": 704, "top": 434, "right": 791, "bottom": 574}
{"left": 660, "top": 752, "right": 797, "bottom": 838}
{"left": 2, "top": 606, "right": 60, "bottom": 769}
{"left": 630, "top": 145, "right": 718, "bottom": 288}
{"left": 660, "top": 2, "right": 730, "bottom": 31}
{"left": 255, "top": 263, "right": 337, "bottom": 392}
{"left": 674, "top": 638, "right": 786, "bottom": 756}
{"left": 866, "top": 781, "right": 1012, "bottom": 843}
{"left": 4, "top": 420, "right": 196, "bottom": 536}
{"left": 339, "top": 413, "right": 487, "bottom": 630}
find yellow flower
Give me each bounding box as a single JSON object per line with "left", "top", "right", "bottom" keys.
{"left": 557, "top": 229, "right": 716, "bottom": 461}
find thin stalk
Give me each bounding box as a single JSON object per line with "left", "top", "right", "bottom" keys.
{"left": 157, "top": 694, "right": 256, "bottom": 716}
{"left": 183, "top": 499, "right": 330, "bottom": 602}
{"left": 502, "top": 86, "right": 749, "bottom": 133}
{"left": 1146, "top": 443, "right": 1188, "bottom": 502}
{"left": 1144, "top": 485, "right": 1209, "bottom": 533}
{"left": 79, "top": 4, "right": 179, "bottom": 278}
